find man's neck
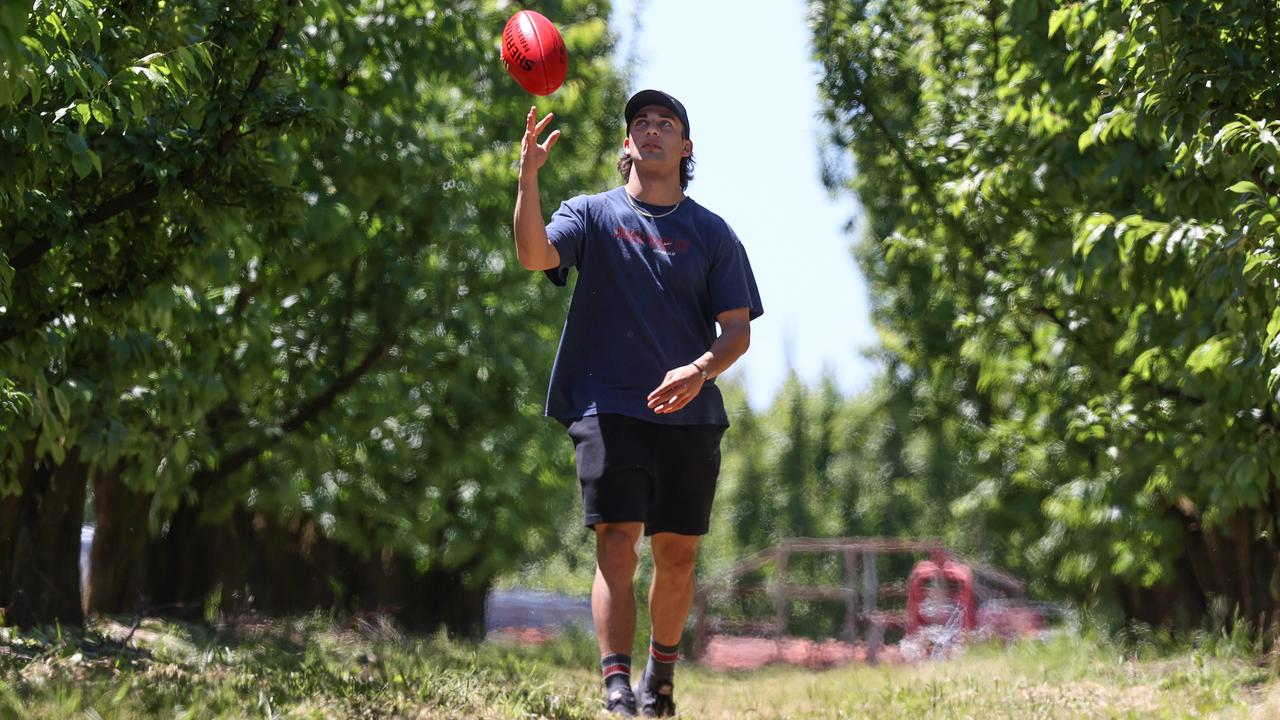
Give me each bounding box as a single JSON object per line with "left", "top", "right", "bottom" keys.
{"left": 625, "top": 170, "right": 684, "bottom": 206}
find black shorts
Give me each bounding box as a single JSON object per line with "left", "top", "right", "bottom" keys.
{"left": 563, "top": 414, "right": 726, "bottom": 536}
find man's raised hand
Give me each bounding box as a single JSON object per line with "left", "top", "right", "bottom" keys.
{"left": 520, "top": 106, "right": 560, "bottom": 178}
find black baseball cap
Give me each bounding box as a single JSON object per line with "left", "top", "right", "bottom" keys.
{"left": 624, "top": 89, "right": 690, "bottom": 137}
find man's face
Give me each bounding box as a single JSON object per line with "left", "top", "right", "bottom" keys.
{"left": 624, "top": 104, "right": 692, "bottom": 166}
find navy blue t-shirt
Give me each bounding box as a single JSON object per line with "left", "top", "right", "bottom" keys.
{"left": 543, "top": 186, "right": 764, "bottom": 426}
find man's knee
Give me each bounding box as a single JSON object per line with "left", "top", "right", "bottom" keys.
{"left": 596, "top": 523, "right": 642, "bottom": 576}
{"left": 653, "top": 536, "right": 699, "bottom": 576}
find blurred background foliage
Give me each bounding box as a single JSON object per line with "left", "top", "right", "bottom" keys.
{"left": 2, "top": 0, "right": 1278, "bottom": 645}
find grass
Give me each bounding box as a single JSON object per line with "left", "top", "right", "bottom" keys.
{"left": 0, "top": 615, "right": 1275, "bottom": 718}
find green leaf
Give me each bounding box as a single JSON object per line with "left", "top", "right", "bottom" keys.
{"left": 170, "top": 59, "right": 188, "bottom": 93}
{"left": 1267, "top": 307, "right": 1280, "bottom": 349}
{"left": 53, "top": 386, "right": 70, "bottom": 421}
{"left": 195, "top": 43, "right": 214, "bottom": 70}
{"left": 44, "top": 11, "right": 70, "bottom": 44}
{"left": 1185, "top": 336, "right": 1229, "bottom": 374}
{"left": 1048, "top": 7, "right": 1071, "bottom": 38}
{"left": 90, "top": 99, "right": 112, "bottom": 125}
{"left": 25, "top": 67, "right": 41, "bottom": 106}
{"left": 1010, "top": 0, "right": 1038, "bottom": 29}
{"left": 66, "top": 132, "right": 92, "bottom": 177}
{"left": 1131, "top": 348, "right": 1161, "bottom": 379}
{"left": 1244, "top": 252, "right": 1274, "bottom": 275}
{"left": 1227, "top": 180, "right": 1262, "bottom": 195}
{"left": 130, "top": 65, "right": 168, "bottom": 88}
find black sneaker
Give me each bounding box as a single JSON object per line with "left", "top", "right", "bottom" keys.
{"left": 605, "top": 685, "right": 637, "bottom": 716}
{"left": 634, "top": 670, "right": 676, "bottom": 717}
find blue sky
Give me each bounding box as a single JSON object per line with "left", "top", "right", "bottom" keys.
{"left": 608, "top": 0, "right": 880, "bottom": 408}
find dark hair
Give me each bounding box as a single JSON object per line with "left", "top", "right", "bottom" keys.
{"left": 617, "top": 151, "right": 696, "bottom": 191}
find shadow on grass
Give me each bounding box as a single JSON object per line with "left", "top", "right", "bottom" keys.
{"left": 1, "top": 613, "right": 605, "bottom": 720}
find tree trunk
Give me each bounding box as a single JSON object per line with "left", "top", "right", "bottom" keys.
{"left": 1116, "top": 575, "right": 1198, "bottom": 632}
{"left": 0, "top": 489, "right": 21, "bottom": 611}
{"left": 1182, "top": 513, "right": 1226, "bottom": 603}
{"left": 244, "top": 512, "right": 336, "bottom": 614}
{"left": 397, "top": 561, "right": 489, "bottom": 639}
{"left": 123, "top": 490, "right": 491, "bottom": 636}
{"left": 3, "top": 451, "right": 89, "bottom": 628}
{"left": 1166, "top": 507, "right": 1278, "bottom": 641}
{"left": 85, "top": 470, "right": 152, "bottom": 614}
{"left": 0, "top": 442, "right": 39, "bottom": 611}
{"left": 142, "top": 489, "right": 225, "bottom": 617}
{"left": 1233, "top": 510, "right": 1256, "bottom": 623}
{"left": 244, "top": 513, "right": 491, "bottom": 638}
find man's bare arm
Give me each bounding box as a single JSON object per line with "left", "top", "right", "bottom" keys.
{"left": 514, "top": 106, "right": 562, "bottom": 271}
{"left": 647, "top": 307, "right": 752, "bottom": 415}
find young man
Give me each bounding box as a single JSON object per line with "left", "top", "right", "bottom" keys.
{"left": 513, "top": 89, "right": 763, "bottom": 717}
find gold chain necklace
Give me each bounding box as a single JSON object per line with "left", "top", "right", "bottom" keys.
{"left": 625, "top": 191, "right": 682, "bottom": 219}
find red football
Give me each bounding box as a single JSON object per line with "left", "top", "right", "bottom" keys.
{"left": 501, "top": 10, "right": 568, "bottom": 96}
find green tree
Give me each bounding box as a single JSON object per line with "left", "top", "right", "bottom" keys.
{"left": 2, "top": 0, "right": 627, "bottom": 631}
{"left": 776, "top": 373, "right": 816, "bottom": 538}
{"left": 811, "top": 373, "right": 840, "bottom": 535}
{"left": 721, "top": 384, "right": 775, "bottom": 554}
{"left": 812, "top": 0, "right": 1280, "bottom": 628}
{"left": 1, "top": 0, "right": 308, "bottom": 627}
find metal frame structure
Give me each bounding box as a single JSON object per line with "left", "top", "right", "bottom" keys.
{"left": 690, "top": 537, "right": 1026, "bottom": 663}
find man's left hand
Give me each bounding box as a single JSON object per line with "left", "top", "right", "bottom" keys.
{"left": 647, "top": 364, "right": 705, "bottom": 415}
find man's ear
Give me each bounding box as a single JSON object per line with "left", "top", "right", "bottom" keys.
{"left": 682, "top": 139, "right": 693, "bottom": 158}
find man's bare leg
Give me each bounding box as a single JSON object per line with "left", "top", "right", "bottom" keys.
{"left": 648, "top": 532, "right": 700, "bottom": 645}
{"left": 593, "top": 522, "right": 644, "bottom": 657}
{"left": 634, "top": 531, "right": 699, "bottom": 715}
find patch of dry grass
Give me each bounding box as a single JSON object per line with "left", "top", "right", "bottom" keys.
{"left": 0, "top": 618, "right": 1273, "bottom": 718}
{"left": 673, "top": 637, "right": 1272, "bottom": 719}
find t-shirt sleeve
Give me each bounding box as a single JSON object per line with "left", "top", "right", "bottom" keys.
{"left": 709, "top": 224, "right": 764, "bottom": 321}
{"left": 543, "top": 196, "right": 588, "bottom": 287}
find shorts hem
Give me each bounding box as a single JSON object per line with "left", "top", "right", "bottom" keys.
{"left": 583, "top": 513, "right": 646, "bottom": 529}
{"left": 644, "top": 525, "right": 710, "bottom": 537}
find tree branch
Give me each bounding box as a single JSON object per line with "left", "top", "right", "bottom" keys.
{"left": 0, "top": 230, "right": 198, "bottom": 345}
{"left": 197, "top": 332, "right": 395, "bottom": 485}
{"left": 9, "top": 0, "right": 303, "bottom": 272}
{"left": 281, "top": 334, "right": 391, "bottom": 435}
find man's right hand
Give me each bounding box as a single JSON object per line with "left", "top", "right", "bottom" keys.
{"left": 513, "top": 106, "right": 562, "bottom": 271}
{"left": 519, "top": 106, "right": 560, "bottom": 180}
